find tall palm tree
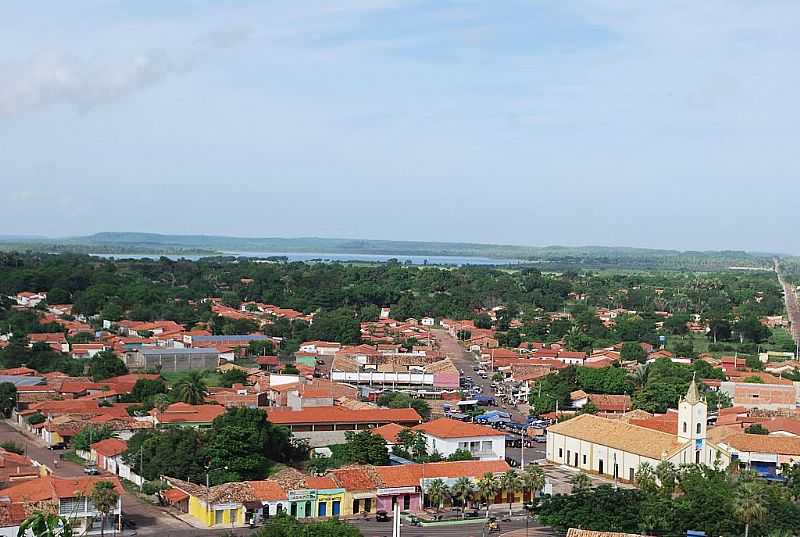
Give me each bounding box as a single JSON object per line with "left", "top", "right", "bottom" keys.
{"left": 635, "top": 462, "right": 658, "bottom": 493}
{"left": 521, "top": 465, "right": 546, "bottom": 502}
{"left": 451, "top": 476, "right": 475, "bottom": 518}
{"left": 498, "top": 469, "right": 522, "bottom": 517}
{"left": 173, "top": 371, "right": 207, "bottom": 405}
{"left": 655, "top": 461, "right": 677, "bottom": 496}
{"left": 425, "top": 479, "right": 449, "bottom": 513}
{"left": 90, "top": 481, "right": 120, "bottom": 537}
{"left": 476, "top": 472, "right": 499, "bottom": 519}
{"left": 18, "top": 513, "right": 74, "bottom": 537}
{"left": 632, "top": 363, "right": 650, "bottom": 388}
{"left": 734, "top": 480, "right": 767, "bottom": 537}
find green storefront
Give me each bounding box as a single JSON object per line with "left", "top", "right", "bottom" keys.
{"left": 288, "top": 489, "right": 317, "bottom": 518}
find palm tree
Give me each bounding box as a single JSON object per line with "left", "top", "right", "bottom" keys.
{"left": 498, "top": 469, "right": 522, "bottom": 517}
{"left": 425, "top": 478, "right": 449, "bottom": 513}
{"left": 635, "top": 462, "right": 657, "bottom": 493}
{"left": 521, "top": 465, "right": 546, "bottom": 502}
{"left": 90, "top": 481, "right": 120, "bottom": 537}
{"left": 734, "top": 480, "right": 767, "bottom": 537}
{"left": 632, "top": 363, "right": 649, "bottom": 388}
{"left": 570, "top": 472, "right": 592, "bottom": 493}
{"left": 655, "top": 460, "right": 677, "bottom": 496}
{"left": 476, "top": 472, "right": 499, "bottom": 519}
{"left": 173, "top": 371, "right": 207, "bottom": 404}
{"left": 451, "top": 476, "right": 475, "bottom": 518}
{"left": 17, "top": 513, "right": 74, "bottom": 537}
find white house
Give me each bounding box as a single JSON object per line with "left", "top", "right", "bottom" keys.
{"left": 414, "top": 418, "right": 506, "bottom": 461}
{"left": 546, "top": 379, "right": 730, "bottom": 482}
{"left": 421, "top": 317, "right": 436, "bottom": 327}
{"left": 15, "top": 291, "right": 47, "bottom": 307}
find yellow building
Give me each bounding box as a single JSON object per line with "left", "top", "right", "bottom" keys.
{"left": 166, "top": 477, "right": 248, "bottom": 528}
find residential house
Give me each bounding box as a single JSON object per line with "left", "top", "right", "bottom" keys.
{"left": 412, "top": 418, "right": 506, "bottom": 460}
{"left": 14, "top": 291, "right": 47, "bottom": 307}
{"left": 266, "top": 407, "right": 422, "bottom": 447}
{"left": 150, "top": 403, "right": 225, "bottom": 428}
{"left": 0, "top": 476, "right": 123, "bottom": 535}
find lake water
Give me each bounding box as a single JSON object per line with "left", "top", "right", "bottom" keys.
{"left": 90, "top": 251, "right": 526, "bottom": 266}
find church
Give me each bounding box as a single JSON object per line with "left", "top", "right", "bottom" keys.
{"left": 545, "top": 379, "right": 731, "bottom": 482}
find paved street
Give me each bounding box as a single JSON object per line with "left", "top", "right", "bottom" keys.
{"left": 0, "top": 419, "right": 190, "bottom": 535}
{"left": 433, "top": 330, "right": 528, "bottom": 422}
{"left": 776, "top": 260, "right": 800, "bottom": 347}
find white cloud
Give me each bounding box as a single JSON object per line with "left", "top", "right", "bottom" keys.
{"left": 0, "top": 25, "right": 250, "bottom": 115}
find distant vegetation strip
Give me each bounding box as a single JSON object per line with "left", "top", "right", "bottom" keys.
{"left": 0, "top": 231, "right": 786, "bottom": 271}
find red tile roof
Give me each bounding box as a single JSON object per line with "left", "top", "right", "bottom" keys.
{"left": 375, "top": 460, "right": 509, "bottom": 488}
{"left": 163, "top": 488, "right": 189, "bottom": 504}
{"left": 588, "top": 394, "right": 631, "bottom": 412}
{"left": 1, "top": 475, "right": 123, "bottom": 503}
{"left": 413, "top": 418, "right": 501, "bottom": 439}
{"left": 267, "top": 406, "right": 421, "bottom": 425}
{"left": 726, "top": 433, "right": 800, "bottom": 455}
{"left": 91, "top": 438, "right": 128, "bottom": 458}
{"left": 372, "top": 423, "right": 406, "bottom": 444}
{"left": 152, "top": 403, "right": 225, "bottom": 424}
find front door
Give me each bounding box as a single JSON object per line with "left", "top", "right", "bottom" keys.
{"left": 332, "top": 501, "right": 341, "bottom": 516}
{"left": 598, "top": 460, "right": 604, "bottom": 475}
{"left": 318, "top": 502, "right": 327, "bottom": 517}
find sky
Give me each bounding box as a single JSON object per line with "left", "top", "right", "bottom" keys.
{"left": 2, "top": 1, "right": 799, "bottom": 253}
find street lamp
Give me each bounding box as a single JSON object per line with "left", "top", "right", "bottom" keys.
{"left": 206, "top": 464, "right": 229, "bottom": 527}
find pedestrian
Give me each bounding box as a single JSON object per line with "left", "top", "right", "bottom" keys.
{"left": 53, "top": 459, "right": 58, "bottom": 469}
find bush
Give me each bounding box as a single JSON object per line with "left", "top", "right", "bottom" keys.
{"left": 0, "top": 441, "right": 24, "bottom": 454}
{"left": 26, "top": 412, "right": 45, "bottom": 425}
{"left": 142, "top": 480, "right": 169, "bottom": 495}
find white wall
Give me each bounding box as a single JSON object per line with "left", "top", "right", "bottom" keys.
{"left": 425, "top": 434, "right": 505, "bottom": 460}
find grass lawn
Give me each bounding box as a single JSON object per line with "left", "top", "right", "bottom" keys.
{"left": 763, "top": 327, "right": 797, "bottom": 353}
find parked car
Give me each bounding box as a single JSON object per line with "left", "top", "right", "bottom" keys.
{"left": 376, "top": 510, "right": 389, "bottom": 522}
{"left": 84, "top": 465, "right": 99, "bottom": 475}
{"left": 533, "top": 434, "right": 547, "bottom": 443}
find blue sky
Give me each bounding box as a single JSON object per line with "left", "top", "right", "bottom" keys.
{"left": 2, "top": 1, "right": 798, "bottom": 253}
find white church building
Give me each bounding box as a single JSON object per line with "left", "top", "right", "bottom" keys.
{"left": 545, "top": 379, "right": 730, "bottom": 482}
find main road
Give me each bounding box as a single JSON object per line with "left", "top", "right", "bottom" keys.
{"left": 775, "top": 259, "right": 800, "bottom": 349}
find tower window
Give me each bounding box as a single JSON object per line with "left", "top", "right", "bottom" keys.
{"left": 683, "top": 422, "right": 687, "bottom": 433}
{"left": 696, "top": 423, "right": 701, "bottom": 434}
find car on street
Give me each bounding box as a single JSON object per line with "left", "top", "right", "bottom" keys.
{"left": 83, "top": 465, "right": 99, "bottom": 475}
{"left": 375, "top": 510, "right": 389, "bottom": 522}
{"left": 533, "top": 434, "right": 547, "bottom": 443}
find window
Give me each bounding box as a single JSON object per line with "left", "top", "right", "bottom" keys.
{"left": 558, "top": 448, "right": 563, "bottom": 458}
{"left": 696, "top": 423, "right": 701, "bottom": 434}
{"left": 214, "top": 510, "right": 224, "bottom": 525}
{"left": 683, "top": 422, "right": 687, "bottom": 433}
{"left": 403, "top": 495, "right": 410, "bottom": 510}
{"left": 481, "top": 440, "right": 492, "bottom": 452}
{"left": 582, "top": 454, "right": 587, "bottom": 465}
{"left": 629, "top": 468, "right": 634, "bottom": 481}
{"left": 319, "top": 503, "right": 327, "bottom": 517}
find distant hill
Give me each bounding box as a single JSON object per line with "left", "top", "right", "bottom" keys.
{"left": 0, "top": 231, "right": 779, "bottom": 271}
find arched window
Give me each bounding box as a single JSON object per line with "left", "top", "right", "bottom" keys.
{"left": 696, "top": 422, "right": 701, "bottom": 434}
{"left": 683, "top": 422, "right": 687, "bottom": 433}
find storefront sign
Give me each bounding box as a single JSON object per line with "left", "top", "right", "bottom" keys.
{"left": 288, "top": 490, "right": 317, "bottom": 502}
{"left": 377, "top": 487, "right": 416, "bottom": 495}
